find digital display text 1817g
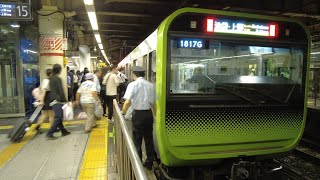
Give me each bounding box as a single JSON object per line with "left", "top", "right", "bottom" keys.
{"left": 178, "top": 38, "right": 204, "bottom": 49}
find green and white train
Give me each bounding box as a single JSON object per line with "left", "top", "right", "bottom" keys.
{"left": 118, "top": 8, "right": 310, "bottom": 179}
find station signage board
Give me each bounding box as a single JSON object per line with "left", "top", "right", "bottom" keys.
{"left": 206, "top": 18, "right": 278, "bottom": 37}
{"left": 0, "top": 2, "right": 32, "bottom": 20}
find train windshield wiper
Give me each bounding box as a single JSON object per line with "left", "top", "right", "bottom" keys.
{"left": 240, "top": 86, "right": 284, "bottom": 103}
{"left": 204, "top": 75, "right": 258, "bottom": 104}
{"left": 215, "top": 86, "right": 258, "bottom": 104}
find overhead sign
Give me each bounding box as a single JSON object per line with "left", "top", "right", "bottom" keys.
{"left": 206, "top": 18, "right": 278, "bottom": 37}
{"left": 40, "top": 37, "right": 63, "bottom": 51}
{"left": 0, "top": 2, "right": 32, "bottom": 20}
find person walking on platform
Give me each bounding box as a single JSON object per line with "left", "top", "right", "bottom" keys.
{"left": 100, "top": 67, "right": 109, "bottom": 116}
{"left": 102, "top": 65, "right": 119, "bottom": 120}
{"left": 81, "top": 67, "right": 89, "bottom": 83}
{"left": 75, "top": 73, "right": 100, "bottom": 133}
{"left": 121, "top": 66, "right": 156, "bottom": 170}
{"left": 67, "top": 66, "right": 74, "bottom": 101}
{"left": 73, "top": 70, "right": 81, "bottom": 100}
{"left": 35, "top": 69, "right": 54, "bottom": 133}
{"left": 46, "top": 64, "right": 71, "bottom": 140}
{"left": 117, "top": 67, "right": 128, "bottom": 103}
{"left": 93, "top": 69, "right": 102, "bottom": 94}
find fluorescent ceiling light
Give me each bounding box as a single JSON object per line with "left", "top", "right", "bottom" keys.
{"left": 311, "top": 52, "right": 320, "bottom": 55}
{"left": 11, "top": 24, "right": 20, "bottom": 28}
{"left": 83, "top": 0, "right": 94, "bottom": 5}
{"left": 98, "top": 43, "right": 103, "bottom": 50}
{"left": 101, "top": 50, "right": 105, "bottom": 54}
{"left": 23, "top": 49, "right": 37, "bottom": 54}
{"left": 71, "top": 56, "right": 80, "bottom": 58}
{"left": 87, "top": 12, "right": 98, "bottom": 30}
{"left": 94, "top": 33, "right": 102, "bottom": 44}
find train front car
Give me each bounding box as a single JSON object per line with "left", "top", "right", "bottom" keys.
{"left": 155, "top": 8, "right": 310, "bottom": 179}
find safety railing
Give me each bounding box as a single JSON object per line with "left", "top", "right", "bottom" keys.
{"left": 113, "top": 99, "right": 149, "bottom": 180}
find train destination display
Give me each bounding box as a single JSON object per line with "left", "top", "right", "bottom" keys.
{"left": 206, "top": 18, "right": 278, "bottom": 37}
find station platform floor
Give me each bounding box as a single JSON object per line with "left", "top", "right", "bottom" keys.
{"left": 0, "top": 115, "right": 155, "bottom": 180}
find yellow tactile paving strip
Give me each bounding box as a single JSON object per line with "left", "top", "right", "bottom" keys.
{"left": 78, "top": 118, "right": 108, "bottom": 180}
{"left": 0, "top": 125, "right": 37, "bottom": 168}
{"left": 0, "top": 125, "right": 14, "bottom": 130}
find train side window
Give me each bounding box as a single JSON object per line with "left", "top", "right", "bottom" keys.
{"left": 150, "top": 51, "right": 156, "bottom": 83}
{"left": 148, "top": 52, "right": 152, "bottom": 81}
{"left": 143, "top": 55, "right": 147, "bottom": 69}
{"left": 133, "top": 60, "right": 137, "bottom": 66}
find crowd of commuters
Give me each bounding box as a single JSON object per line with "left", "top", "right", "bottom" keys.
{"left": 35, "top": 64, "right": 157, "bottom": 170}
{"left": 36, "top": 64, "right": 129, "bottom": 139}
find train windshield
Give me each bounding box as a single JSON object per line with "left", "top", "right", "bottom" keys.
{"left": 169, "top": 39, "right": 305, "bottom": 104}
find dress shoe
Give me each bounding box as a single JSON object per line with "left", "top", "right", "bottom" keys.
{"left": 61, "top": 131, "right": 71, "bottom": 136}
{"left": 35, "top": 125, "right": 43, "bottom": 134}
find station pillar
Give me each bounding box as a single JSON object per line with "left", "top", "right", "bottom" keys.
{"left": 79, "top": 45, "right": 91, "bottom": 72}
{"left": 38, "top": 6, "right": 67, "bottom": 97}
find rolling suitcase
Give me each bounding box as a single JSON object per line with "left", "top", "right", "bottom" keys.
{"left": 8, "top": 105, "right": 43, "bottom": 142}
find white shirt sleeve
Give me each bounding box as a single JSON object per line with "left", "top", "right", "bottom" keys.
{"left": 123, "top": 83, "right": 134, "bottom": 100}
{"left": 102, "top": 73, "right": 110, "bottom": 85}
{"left": 41, "top": 79, "right": 50, "bottom": 91}
{"left": 122, "top": 73, "right": 128, "bottom": 80}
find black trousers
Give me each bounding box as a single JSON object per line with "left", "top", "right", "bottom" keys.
{"left": 106, "top": 95, "right": 116, "bottom": 119}
{"left": 117, "top": 83, "right": 127, "bottom": 100}
{"left": 68, "top": 88, "right": 73, "bottom": 101}
{"left": 47, "top": 104, "right": 68, "bottom": 136}
{"left": 132, "top": 110, "right": 154, "bottom": 164}
{"left": 101, "top": 90, "right": 107, "bottom": 115}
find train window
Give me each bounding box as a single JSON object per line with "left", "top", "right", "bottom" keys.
{"left": 143, "top": 55, "right": 147, "bottom": 68}
{"left": 133, "top": 59, "right": 137, "bottom": 66}
{"left": 169, "top": 39, "right": 305, "bottom": 103}
{"left": 148, "top": 51, "right": 156, "bottom": 83}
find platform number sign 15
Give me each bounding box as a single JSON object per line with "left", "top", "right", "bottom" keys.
{"left": 178, "top": 38, "right": 204, "bottom": 49}
{"left": 16, "top": 5, "right": 28, "bottom": 17}
{"left": 0, "top": 2, "right": 31, "bottom": 20}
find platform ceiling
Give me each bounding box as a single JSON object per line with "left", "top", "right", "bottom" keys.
{"left": 33, "top": 0, "right": 320, "bottom": 64}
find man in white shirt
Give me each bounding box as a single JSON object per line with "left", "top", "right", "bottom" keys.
{"left": 121, "top": 66, "right": 156, "bottom": 170}
{"left": 76, "top": 73, "right": 100, "bottom": 133}
{"left": 117, "top": 68, "right": 128, "bottom": 102}
{"left": 102, "top": 65, "right": 119, "bottom": 120}
{"left": 93, "top": 69, "right": 102, "bottom": 94}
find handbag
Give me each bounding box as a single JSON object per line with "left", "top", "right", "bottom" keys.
{"left": 62, "top": 102, "right": 74, "bottom": 121}
{"left": 95, "top": 101, "right": 103, "bottom": 118}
